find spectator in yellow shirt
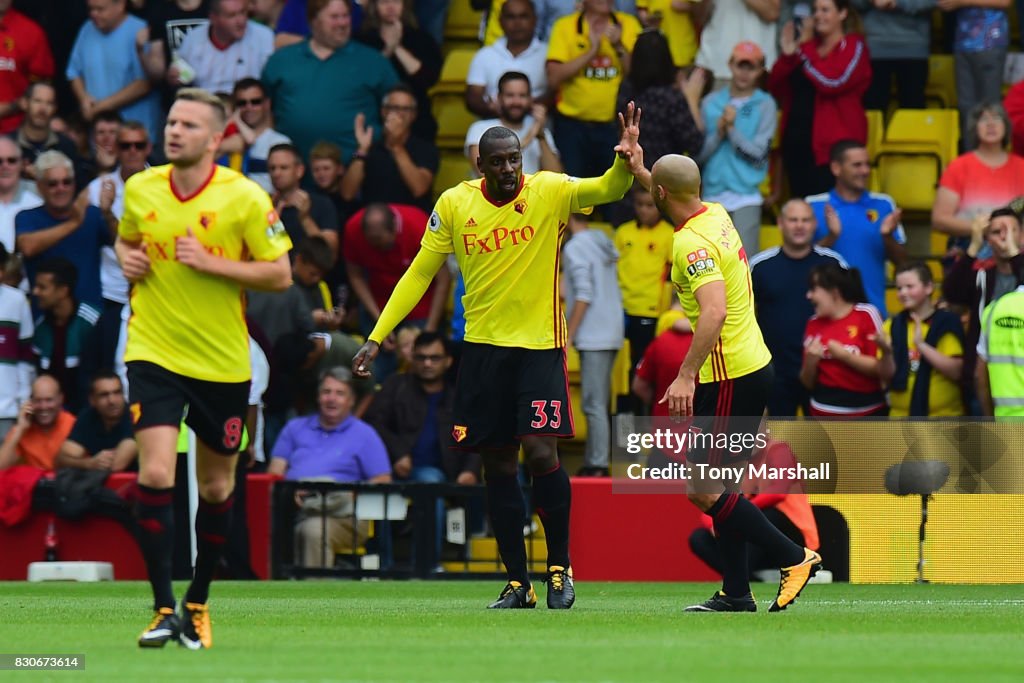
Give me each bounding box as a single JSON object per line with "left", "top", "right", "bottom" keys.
{"left": 614, "top": 186, "right": 674, "bottom": 373}
{"left": 546, "top": 0, "right": 642, "bottom": 179}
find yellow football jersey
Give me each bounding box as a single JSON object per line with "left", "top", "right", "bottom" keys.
{"left": 615, "top": 219, "right": 674, "bottom": 317}
{"left": 881, "top": 317, "right": 964, "bottom": 417}
{"left": 671, "top": 202, "right": 771, "bottom": 383}
{"left": 422, "top": 172, "right": 594, "bottom": 349}
{"left": 119, "top": 165, "right": 292, "bottom": 382}
{"left": 547, "top": 11, "right": 642, "bottom": 122}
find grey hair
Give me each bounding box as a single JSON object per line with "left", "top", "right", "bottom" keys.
{"left": 35, "top": 150, "right": 74, "bottom": 178}
{"left": 318, "top": 365, "right": 355, "bottom": 392}
{"left": 967, "top": 102, "right": 1012, "bottom": 150}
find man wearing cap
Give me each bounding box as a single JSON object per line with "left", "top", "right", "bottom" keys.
{"left": 695, "top": 0, "right": 779, "bottom": 88}
{"left": 697, "top": 41, "right": 777, "bottom": 253}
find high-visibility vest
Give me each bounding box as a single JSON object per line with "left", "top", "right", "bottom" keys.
{"left": 981, "top": 288, "right": 1024, "bottom": 417}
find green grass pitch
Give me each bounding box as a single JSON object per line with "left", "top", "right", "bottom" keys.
{"left": 1, "top": 581, "right": 1022, "bottom": 682}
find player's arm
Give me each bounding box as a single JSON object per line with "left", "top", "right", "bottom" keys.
{"left": 679, "top": 281, "right": 727, "bottom": 380}
{"left": 175, "top": 229, "right": 291, "bottom": 291}
{"left": 115, "top": 235, "right": 152, "bottom": 282}
{"left": 352, "top": 248, "right": 448, "bottom": 376}
{"left": 574, "top": 155, "right": 634, "bottom": 208}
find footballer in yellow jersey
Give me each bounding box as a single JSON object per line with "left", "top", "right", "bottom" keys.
{"left": 628, "top": 153, "right": 820, "bottom": 614}
{"left": 119, "top": 89, "right": 292, "bottom": 650}
{"left": 353, "top": 104, "right": 644, "bottom": 611}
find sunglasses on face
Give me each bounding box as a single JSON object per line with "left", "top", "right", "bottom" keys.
{"left": 118, "top": 141, "right": 147, "bottom": 151}
{"left": 45, "top": 178, "right": 74, "bottom": 188}
{"left": 236, "top": 97, "right": 264, "bottom": 107}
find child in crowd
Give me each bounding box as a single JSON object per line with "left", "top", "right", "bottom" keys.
{"left": 614, "top": 186, "right": 674, "bottom": 374}
{"left": 697, "top": 41, "right": 777, "bottom": 254}
{"left": 800, "top": 264, "right": 887, "bottom": 416}
{"left": 876, "top": 262, "right": 965, "bottom": 417}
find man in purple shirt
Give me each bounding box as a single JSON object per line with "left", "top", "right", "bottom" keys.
{"left": 268, "top": 366, "right": 391, "bottom": 567}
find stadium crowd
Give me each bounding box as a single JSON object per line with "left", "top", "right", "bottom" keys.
{"left": 1, "top": 0, "right": 1024, "bottom": 572}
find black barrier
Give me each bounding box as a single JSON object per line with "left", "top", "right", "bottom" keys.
{"left": 271, "top": 480, "right": 544, "bottom": 580}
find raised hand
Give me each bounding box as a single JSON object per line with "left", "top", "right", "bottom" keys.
{"left": 615, "top": 100, "right": 643, "bottom": 166}
{"left": 354, "top": 113, "right": 374, "bottom": 154}
{"left": 880, "top": 208, "right": 902, "bottom": 237}
{"left": 824, "top": 204, "right": 842, "bottom": 239}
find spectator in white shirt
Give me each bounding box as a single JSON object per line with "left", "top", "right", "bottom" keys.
{"left": 174, "top": 0, "right": 275, "bottom": 94}
{"left": 465, "top": 72, "right": 561, "bottom": 175}
{"left": 0, "top": 137, "right": 41, "bottom": 253}
{"left": 466, "top": 0, "right": 550, "bottom": 118}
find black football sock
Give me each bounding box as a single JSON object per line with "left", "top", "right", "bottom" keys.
{"left": 707, "top": 493, "right": 805, "bottom": 567}
{"left": 485, "top": 473, "right": 530, "bottom": 587}
{"left": 716, "top": 529, "right": 751, "bottom": 597}
{"left": 185, "top": 493, "right": 234, "bottom": 605}
{"left": 531, "top": 463, "right": 571, "bottom": 569}
{"left": 136, "top": 484, "right": 176, "bottom": 611}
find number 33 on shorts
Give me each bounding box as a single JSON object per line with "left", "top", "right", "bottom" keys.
{"left": 529, "top": 400, "right": 563, "bottom": 430}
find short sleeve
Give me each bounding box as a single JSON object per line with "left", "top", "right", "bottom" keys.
{"left": 65, "top": 28, "right": 85, "bottom": 80}
{"left": 466, "top": 50, "right": 487, "bottom": 87}
{"left": 357, "top": 425, "right": 392, "bottom": 479}
{"left": 937, "top": 330, "right": 964, "bottom": 358}
{"left": 546, "top": 18, "right": 572, "bottom": 62}
{"left": 270, "top": 420, "right": 296, "bottom": 461}
{"left": 619, "top": 14, "right": 641, "bottom": 51}
{"left": 421, "top": 192, "right": 455, "bottom": 254}
{"left": 938, "top": 155, "right": 967, "bottom": 194}
{"left": 675, "top": 234, "right": 724, "bottom": 294}
{"left": 119, "top": 177, "right": 142, "bottom": 242}
{"left": 242, "top": 185, "right": 293, "bottom": 261}
{"left": 28, "top": 26, "right": 55, "bottom": 80}
{"left": 635, "top": 343, "right": 656, "bottom": 381}
{"left": 858, "top": 310, "right": 880, "bottom": 356}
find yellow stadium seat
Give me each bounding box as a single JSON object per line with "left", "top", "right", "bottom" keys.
{"left": 433, "top": 152, "right": 473, "bottom": 201}
{"left": 884, "top": 108, "right": 959, "bottom": 167}
{"left": 876, "top": 156, "right": 939, "bottom": 211}
{"left": 609, "top": 340, "right": 632, "bottom": 408}
{"left": 930, "top": 230, "right": 949, "bottom": 257}
{"left": 875, "top": 109, "right": 960, "bottom": 211}
{"left": 430, "top": 48, "right": 478, "bottom": 96}
{"left": 433, "top": 96, "right": 478, "bottom": 150}
{"left": 759, "top": 224, "right": 782, "bottom": 250}
{"left": 865, "top": 110, "right": 884, "bottom": 161}
{"left": 885, "top": 287, "right": 901, "bottom": 318}
{"left": 444, "top": 2, "right": 484, "bottom": 41}
{"left": 925, "top": 55, "right": 956, "bottom": 109}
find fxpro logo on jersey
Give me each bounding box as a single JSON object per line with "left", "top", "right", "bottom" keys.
{"left": 685, "top": 248, "right": 716, "bottom": 277}
{"left": 462, "top": 225, "right": 535, "bottom": 255}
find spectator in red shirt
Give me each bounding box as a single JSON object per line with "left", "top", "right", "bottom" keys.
{"left": 344, "top": 202, "right": 449, "bottom": 377}
{"left": 799, "top": 263, "right": 887, "bottom": 416}
{"left": 1005, "top": 80, "right": 1024, "bottom": 157}
{"left": 631, "top": 308, "right": 694, "bottom": 418}
{"left": 769, "top": 0, "right": 871, "bottom": 198}
{"left": 0, "top": 1, "right": 54, "bottom": 134}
